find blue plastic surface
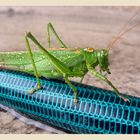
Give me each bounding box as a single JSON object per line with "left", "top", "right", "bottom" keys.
{"left": 0, "top": 69, "right": 140, "bottom": 134}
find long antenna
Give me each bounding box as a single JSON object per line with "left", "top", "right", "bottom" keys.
{"left": 107, "top": 10, "right": 140, "bottom": 50}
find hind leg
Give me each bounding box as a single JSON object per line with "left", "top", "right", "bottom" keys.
{"left": 26, "top": 32, "right": 79, "bottom": 103}
{"left": 25, "top": 36, "right": 42, "bottom": 94}
{"left": 47, "top": 23, "right": 68, "bottom": 48}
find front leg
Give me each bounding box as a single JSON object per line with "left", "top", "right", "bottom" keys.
{"left": 87, "top": 65, "right": 129, "bottom": 102}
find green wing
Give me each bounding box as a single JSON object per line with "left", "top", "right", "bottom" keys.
{"left": 0, "top": 49, "right": 84, "bottom": 78}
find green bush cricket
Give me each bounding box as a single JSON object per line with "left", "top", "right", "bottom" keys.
{"left": 0, "top": 11, "right": 139, "bottom": 103}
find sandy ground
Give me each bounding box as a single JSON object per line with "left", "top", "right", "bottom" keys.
{"left": 0, "top": 109, "right": 48, "bottom": 134}
{"left": 0, "top": 6, "right": 140, "bottom": 133}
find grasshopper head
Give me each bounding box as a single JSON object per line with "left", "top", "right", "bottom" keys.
{"left": 97, "top": 49, "right": 111, "bottom": 74}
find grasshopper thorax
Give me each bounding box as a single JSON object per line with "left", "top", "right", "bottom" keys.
{"left": 82, "top": 48, "right": 111, "bottom": 74}
{"left": 97, "top": 49, "right": 111, "bottom": 74}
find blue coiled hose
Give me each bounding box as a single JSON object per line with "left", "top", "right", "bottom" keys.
{"left": 0, "top": 69, "right": 139, "bottom": 134}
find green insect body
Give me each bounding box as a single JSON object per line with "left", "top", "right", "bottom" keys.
{"left": 0, "top": 49, "right": 86, "bottom": 78}
{"left": 0, "top": 22, "right": 130, "bottom": 103}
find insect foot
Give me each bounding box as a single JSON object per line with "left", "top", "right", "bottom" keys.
{"left": 120, "top": 95, "right": 130, "bottom": 103}
{"left": 28, "top": 89, "right": 36, "bottom": 94}
{"left": 28, "top": 85, "right": 43, "bottom": 94}
{"left": 74, "top": 98, "right": 78, "bottom": 104}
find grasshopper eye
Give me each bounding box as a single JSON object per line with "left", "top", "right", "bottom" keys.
{"left": 84, "top": 48, "right": 94, "bottom": 52}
